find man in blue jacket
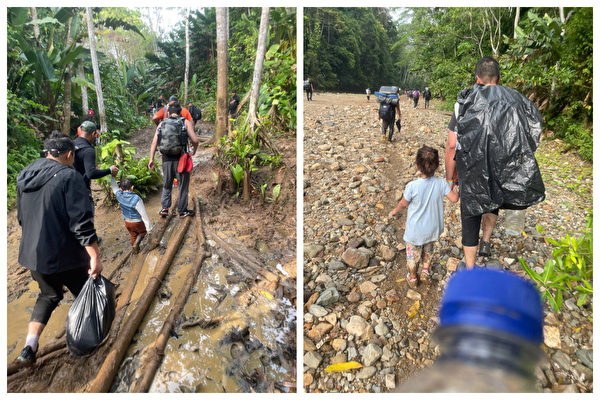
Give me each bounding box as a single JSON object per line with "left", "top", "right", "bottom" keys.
{"left": 14, "top": 132, "right": 103, "bottom": 365}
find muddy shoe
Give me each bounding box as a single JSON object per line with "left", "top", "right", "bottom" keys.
{"left": 420, "top": 267, "right": 430, "bottom": 283}
{"left": 159, "top": 208, "right": 169, "bottom": 217}
{"left": 478, "top": 240, "right": 492, "bottom": 257}
{"left": 179, "top": 209, "right": 195, "bottom": 219}
{"left": 16, "top": 345, "right": 36, "bottom": 366}
{"left": 406, "top": 272, "right": 418, "bottom": 289}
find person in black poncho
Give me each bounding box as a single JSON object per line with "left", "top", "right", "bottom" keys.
{"left": 445, "top": 56, "right": 545, "bottom": 269}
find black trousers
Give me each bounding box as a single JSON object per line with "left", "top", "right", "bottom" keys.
{"left": 30, "top": 268, "right": 89, "bottom": 324}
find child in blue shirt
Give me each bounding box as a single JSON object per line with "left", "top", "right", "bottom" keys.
{"left": 389, "top": 145, "right": 459, "bottom": 288}
{"left": 111, "top": 176, "right": 152, "bottom": 245}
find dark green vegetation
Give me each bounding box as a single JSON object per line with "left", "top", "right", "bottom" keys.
{"left": 304, "top": 7, "right": 592, "bottom": 161}
{"left": 521, "top": 212, "right": 593, "bottom": 312}
{"left": 7, "top": 7, "right": 296, "bottom": 209}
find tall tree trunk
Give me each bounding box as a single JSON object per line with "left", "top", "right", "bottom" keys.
{"left": 513, "top": 7, "right": 520, "bottom": 39}
{"left": 86, "top": 7, "right": 107, "bottom": 133}
{"left": 247, "top": 7, "right": 270, "bottom": 131}
{"left": 62, "top": 16, "right": 73, "bottom": 134}
{"left": 29, "top": 7, "right": 40, "bottom": 45}
{"left": 215, "top": 8, "right": 228, "bottom": 140}
{"left": 184, "top": 7, "right": 190, "bottom": 105}
{"left": 78, "top": 59, "right": 89, "bottom": 114}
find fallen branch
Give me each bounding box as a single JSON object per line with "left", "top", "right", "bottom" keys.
{"left": 87, "top": 203, "right": 194, "bottom": 393}
{"left": 181, "top": 315, "right": 226, "bottom": 330}
{"left": 131, "top": 196, "right": 207, "bottom": 392}
{"left": 205, "top": 228, "right": 279, "bottom": 283}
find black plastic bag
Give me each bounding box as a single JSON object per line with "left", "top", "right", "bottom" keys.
{"left": 66, "top": 275, "right": 116, "bottom": 356}
{"left": 455, "top": 84, "right": 545, "bottom": 217}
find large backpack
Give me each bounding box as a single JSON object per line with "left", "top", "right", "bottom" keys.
{"left": 189, "top": 104, "right": 202, "bottom": 122}
{"left": 158, "top": 117, "right": 187, "bottom": 156}
{"left": 413, "top": 90, "right": 420, "bottom": 99}
{"left": 379, "top": 101, "right": 395, "bottom": 121}
{"left": 303, "top": 80, "right": 310, "bottom": 90}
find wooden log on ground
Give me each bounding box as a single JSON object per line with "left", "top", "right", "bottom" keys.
{"left": 131, "top": 197, "right": 208, "bottom": 392}
{"left": 205, "top": 228, "right": 279, "bottom": 283}
{"left": 87, "top": 205, "right": 193, "bottom": 393}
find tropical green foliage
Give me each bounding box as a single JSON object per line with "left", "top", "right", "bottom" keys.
{"left": 520, "top": 212, "right": 593, "bottom": 312}
{"left": 96, "top": 138, "right": 163, "bottom": 200}
{"left": 304, "top": 7, "right": 592, "bottom": 159}
{"left": 7, "top": 7, "right": 296, "bottom": 209}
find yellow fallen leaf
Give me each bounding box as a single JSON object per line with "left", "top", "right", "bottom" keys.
{"left": 260, "top": 290, "right": 273, "bottom": 300}
{"left": 325, "top": 361, "right": 363, "bottom": 373}
{"left": 395, "top": 278, "right": 406, "bottom": 283}
{"left": 407, "top": 301, "right": 420, "bottom": 318}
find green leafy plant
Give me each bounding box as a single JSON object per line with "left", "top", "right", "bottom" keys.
{"left": 230, "top": 163, "right": 244, "bottom": 192}
{"left": 260, "top": 183, "right": 268, "bottom": 201}
{"left": 520, "top": 211, "right": 593, "bottom": 312}
{"left": 97, "top": 136, "right": 162, "bottom": 200}
{"left": 271, "top": 184, "right": 281, "bottom": 203}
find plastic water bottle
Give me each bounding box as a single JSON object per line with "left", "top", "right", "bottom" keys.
{"left": 503, "top": 209, "right": 526, "bottom": 236}
{"left": 397, "top": 268, "right": 544, "bottom": 392}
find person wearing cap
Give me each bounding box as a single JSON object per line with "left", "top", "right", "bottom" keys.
{"left": 74, "top": 120, "right": 118, "bottom": 212}
{"left": 14, "top": 131, "right": 102, "bottom": 366}
{"left": 152, "top": 95, "right": 193, "bottom": 125}
{"left": 148, "top": 102, "right": 198, "bottom": 219}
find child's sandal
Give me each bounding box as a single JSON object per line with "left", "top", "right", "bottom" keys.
{"left": 420, "top": 268, "right": 430, "bottom": 283}
{"left": 406, "top": 272, "right": 418, "bottom": 289}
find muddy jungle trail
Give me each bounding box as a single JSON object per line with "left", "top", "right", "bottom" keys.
{"left": 303, "top": 93, "right": 592, "bottom": 393}
{"left": 6, "top": 123, "right": 297, "bottom": 393}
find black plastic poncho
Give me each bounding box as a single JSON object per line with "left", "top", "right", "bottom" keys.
{"left": 455, "top": 84, "right": 545, "bottom": 217}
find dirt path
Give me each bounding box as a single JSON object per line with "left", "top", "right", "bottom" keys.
{"left": 7, "top": 121, "right": 297, "bottom": 393}
{"left": 303, "top": 93, "right": 592, "bottom": 393}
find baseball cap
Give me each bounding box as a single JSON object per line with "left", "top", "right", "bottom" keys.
{"left": 80, "top": 120, "right": 97, "bottom": 133}
{"left": 169, "top": 96, "right": 178, "bottom": 102}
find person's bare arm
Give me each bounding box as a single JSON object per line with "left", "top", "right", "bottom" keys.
{"left": 446, "top": 185, "right": 459, "bottom": 203}
{"left": 389, "top": 197, "right": 410, "bottom": 218}
{"left": 186, "top": 120, "right": 199, "bottom": 155}
{"left": 148, "top": 125, "right": 160, "bottom": 169}
{"left": 85, "top": 242, "right": 103, "bottom": 278}
{"left": 445, "top": 129, "right": 457, "bottom": 190}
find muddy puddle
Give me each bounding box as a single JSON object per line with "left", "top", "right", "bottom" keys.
{"left": 110, "top": 216, "right": 295, "bottom": 393}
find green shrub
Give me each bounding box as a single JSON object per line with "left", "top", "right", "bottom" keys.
{"left": 520, "top": 211, "right": 593, "bottom": 312}
{"left": 97, "top": 137, "right": 162, "bottom": 200}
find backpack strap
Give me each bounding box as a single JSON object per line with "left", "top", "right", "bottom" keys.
{"left": 162, "top": 106, "right": 169, "bottom": 120}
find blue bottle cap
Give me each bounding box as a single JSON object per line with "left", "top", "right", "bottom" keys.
{"left": 439, "top": 268, "right": 543, "bottom": 344}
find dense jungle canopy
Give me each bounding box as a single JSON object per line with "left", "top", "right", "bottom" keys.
{"left": 7, "top": 7, "right": 296, "bottom": 208}
{"left": 304, "top": 7, "right": 592, "bottom": 160}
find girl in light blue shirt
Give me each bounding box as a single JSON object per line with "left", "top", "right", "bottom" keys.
{"left": 389, "top": 146, "right": 458, "bottom": 288}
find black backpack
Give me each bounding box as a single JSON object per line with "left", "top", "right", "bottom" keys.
{"left": 158, "top": 117, "right": 187, "bottom": 156}
{"left": 379, "top": 101, "right": 395, "bottom": 121}
{"left": 189, "top": 104, "right": 202, "bottom": 122}
{"left": 303, "top": 80, "right": 310, "bottom": 90}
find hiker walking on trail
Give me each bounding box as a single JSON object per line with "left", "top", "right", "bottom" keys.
{"left": 74, "top": 120, "right": 118, "bottom": 213}
{"left": 14, "top": 132, "right": 102, "bottom": 366}
{"left": 366, "top": 88, "right": 371, "bottom": 101}
{"left": 378, "top": 98, "right": 401, "bottom": 142}
{"left": 423, "top": 87, "right": 432, "bottom": 108}
{"left": 413, "top": 88, "right": 420, "bottom": 108}
{"left": 187, "top": 101, "right": 202, "bottom": 130}
{"left": 110, "top": 175, "right": 152, "bottom": 246}
{"left": 389, "top": 146, "right": 459, "bottom": 288}
{"left": 304, "top": 77, "right": 314, "bottom": 101}
{"left": 445, "top": 56, "right": 545, "bottom": 269}
{"left": 229, "top": 90, "right": 240, "bottom": 119}
{"left": 148, "top": 102, "right": 199, "bottom": 219}
{"left": 153, "top": 95, "right": 193, "bottom": 125}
